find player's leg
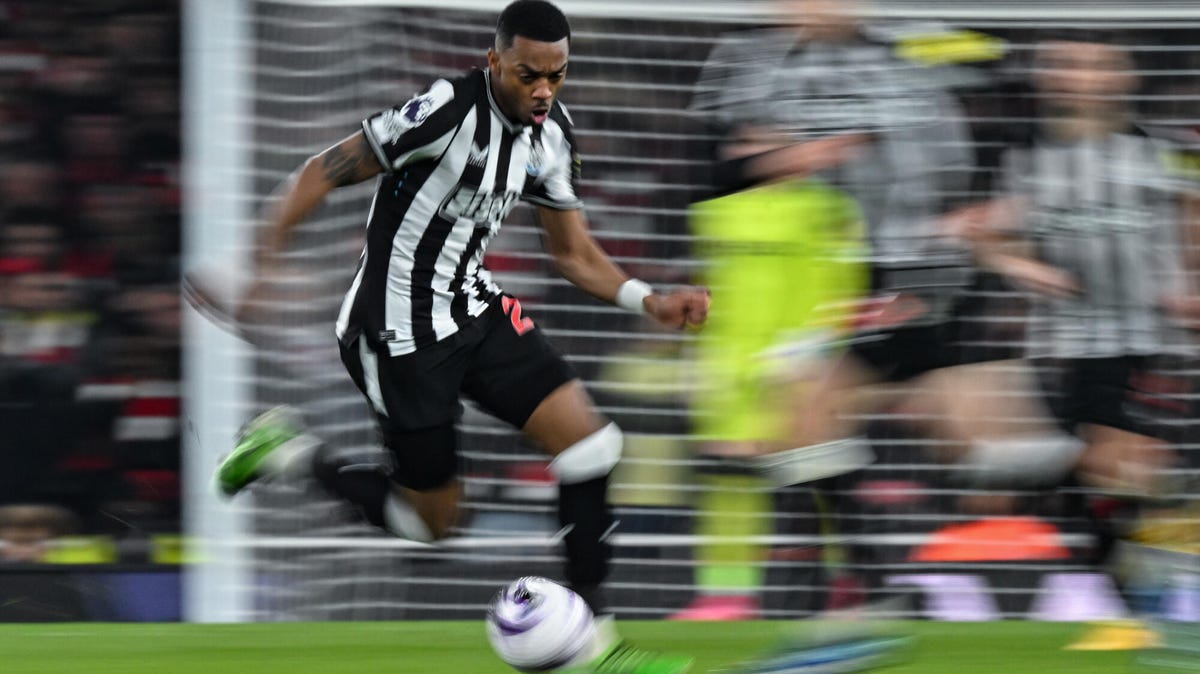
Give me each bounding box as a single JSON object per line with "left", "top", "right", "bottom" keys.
{"left": 1072, "top": 357, "right": 1175, "bottom": 494}
{"left": 750, "top": 347, "right": 880, "bottom": 486}
{"left": 466, "top": 298, "right": 692, "bottom": 673}
{"left": 911, "top": 360, "right": 1084, "bottom": 486}
{"left": 307, "top": 332, "right": 476, "bottom": 541}
{"left": 309, "top": 424, "right": 463, "bottom": 541}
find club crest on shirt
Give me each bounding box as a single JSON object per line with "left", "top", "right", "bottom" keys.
{"left": 525, "top": 140, "right": 545, "bottom": 177}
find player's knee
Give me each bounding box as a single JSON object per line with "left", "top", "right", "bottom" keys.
{"left": 383, "top": 424, "right": 459, "bottom": 490}
{"left": 549, "top": 423, "right": 623, "bottom": 484}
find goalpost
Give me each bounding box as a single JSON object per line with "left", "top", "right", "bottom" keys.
{"left": 183, "top": 0, "right": 1200, "bottom": 622}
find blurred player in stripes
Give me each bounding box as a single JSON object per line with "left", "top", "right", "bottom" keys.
{"left": 200, "top": 2, "right": 708, "bottom": 672}
{"left": 957, "top": 33, "right": 1195, "bottom": 495}
{"left": 952, "top": 31, "right": 1200, "bottom": 654}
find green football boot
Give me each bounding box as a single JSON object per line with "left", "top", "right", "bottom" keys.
{"left": 574, "top": 641, "right": 693, "bottom": 674}
{"left": 216, "top": 406, "right": 308, "bottom": 497}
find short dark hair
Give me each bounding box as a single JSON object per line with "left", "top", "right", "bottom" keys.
{"left": 495, "top": 0, "right": 570, "bottom": 50}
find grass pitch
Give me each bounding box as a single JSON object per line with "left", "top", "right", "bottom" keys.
{"left": 0, "top": 621, "right": 1137, "bottom": 673}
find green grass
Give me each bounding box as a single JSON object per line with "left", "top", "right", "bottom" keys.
{"left": 0, "top": 621, "right": 1139, "bottom": 673}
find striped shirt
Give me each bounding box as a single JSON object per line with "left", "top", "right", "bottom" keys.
{"left": 1002, "top": 130, "right": 1189, "bottom": 359}
{"left": 691, "top": 29, "right": 974, "bottom": 317}
{"left": 336, "top": 69, "right": 582, "bottom": 356}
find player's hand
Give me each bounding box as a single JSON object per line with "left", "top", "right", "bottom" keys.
{"left": 644, "top": 287, "right": 710, "bottom": 330}
{"left": 183, "top": 259, "right": 277, "bottom": 342}
{"left": 1162, "top": 293, "right": 1200, "bottom": 331}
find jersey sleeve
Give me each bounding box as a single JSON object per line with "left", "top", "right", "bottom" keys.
{"left": 522, "top": 102, "right": 584, "bottom": 210}
{"left": 361, "top": 79, "right": 459, "bottom": 172}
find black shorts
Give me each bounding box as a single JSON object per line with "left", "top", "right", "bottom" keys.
{"left": 848, "top": 320, "right": 977, "bottom": 383}
{"left": 848, "top": 275, "right": 1022, "bottom": 383}
{"left": 1036, "top": 356, "right": 1165, "bottom": 438}
{"left": 339, "top": 296, "right": 577, "bottom": 487}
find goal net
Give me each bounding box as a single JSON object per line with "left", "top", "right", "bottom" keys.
{"left": 184, "top": 0, "right": 1200, "bottom": 621}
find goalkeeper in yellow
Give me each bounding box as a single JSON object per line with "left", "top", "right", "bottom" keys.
{"left": 675, "top": 167, "right": 867, "bottom": 620}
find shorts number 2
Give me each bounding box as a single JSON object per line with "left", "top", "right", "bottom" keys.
{"left": 501, "top": 296, "right": 535, "bottom": 336}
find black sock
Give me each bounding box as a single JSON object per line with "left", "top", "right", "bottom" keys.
{"left": 312, "top": 447, "right": 391, "bottom": 528}
{"left": 558, "top": 475, "right": 613, "bottom": 614}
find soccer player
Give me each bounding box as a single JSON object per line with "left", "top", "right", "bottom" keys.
{"left": 213, "top": 2, "right": 706, "bottom": 672}
{"left": 958, "top": 34, "right": 1192, "bottom": 494}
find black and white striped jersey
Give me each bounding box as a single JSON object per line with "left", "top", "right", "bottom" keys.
{"left": 335, "top": 69, "right": 582, "bottom": 356}
{"left": 1002, "top": 129, "right": 1190, "bottom": 359}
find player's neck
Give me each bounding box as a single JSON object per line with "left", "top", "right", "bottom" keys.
{"left": 486, "top": 72, "right": 524, "bottom": 127}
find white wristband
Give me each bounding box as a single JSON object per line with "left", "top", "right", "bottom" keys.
{"left": 615, "top": 279, "right": 653, "bottom": 314}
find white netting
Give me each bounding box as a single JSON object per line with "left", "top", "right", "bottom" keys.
{"left": 195, "top": 0, "right": 1200, "bottom": 620}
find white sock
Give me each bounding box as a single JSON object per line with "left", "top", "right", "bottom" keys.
{"left": 963, "top": 434, "right": 1084, "bottom": 486}
{"left": 753, "top": 437, "right": 874, "bottom": 486}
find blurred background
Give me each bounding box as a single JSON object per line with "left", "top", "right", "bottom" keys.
{"left": 0, "top": 0, "right": 1196, "bottom": 646}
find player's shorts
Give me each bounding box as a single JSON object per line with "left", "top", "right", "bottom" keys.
{"left": 338, "top": 295, "right": 576, "bottom": 487}
{"left": 848, "top": 319, "right": 967, "bottom": 383}
{"left": 1036, "top": 355, "right": 1168, "bottom": 438}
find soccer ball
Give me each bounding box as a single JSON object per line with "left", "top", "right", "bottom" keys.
{"left": 486, "top": 576, "right": 596, "bottom": 672}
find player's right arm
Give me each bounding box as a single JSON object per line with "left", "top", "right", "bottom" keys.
{"left": 254, "top": 131, "right": 382, "bottom": 268}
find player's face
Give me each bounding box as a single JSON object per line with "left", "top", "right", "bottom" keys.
{"left": 1034, "top": 41, "right": 1136, "bottom": 115}
{"left": 488, "top": 36, "right": 569, "bottom": 126}
{"left": 780, "top": 0, "right": 860, "bottom": 42}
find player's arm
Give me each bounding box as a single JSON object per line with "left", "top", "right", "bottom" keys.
{"left": 256, "top": 131, "right": 382, "bottom": 267}
{"left": 942, "top": 196, "right": 1080, "bottom": 299}
{"left": 184, "top": 130, "right": 382, "bottom": 328}
{"left": 1158, "top": 190, "right": 1200, "bottom": 328}
{"left": 536, "top": 206, "right": 709, "bottom": 329}
{"left": 709, "top": 126, "right": 870, "bottom": 196}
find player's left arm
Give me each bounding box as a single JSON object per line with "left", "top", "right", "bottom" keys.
{"left": 1159, "top": 190, "right": 1200, "bottom": 329}
{"left": 536, "top": 205, "right": 709, "bottom": 329}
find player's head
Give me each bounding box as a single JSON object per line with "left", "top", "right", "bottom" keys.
{"left": 1033, "top": 32, "right": 1137, "bottom": 124}
{"left": 488, "top": 0, "right": 570, "bottom": 126}
{"left": 779, "top": 0, "right": 862, "bottom": 43}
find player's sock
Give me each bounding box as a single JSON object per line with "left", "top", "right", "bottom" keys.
{"left": 311, "top": 447, "right": 433, "bottom": 542}
{"left": 752, "top": 437, "right": 873, "bottom": 486}
{"left": 550, "top": 423, "right": 623, "bottom": 615}
{"left": 672, "top": 462, "right": 768, "bottom": 620}
{"left": 312, "top": 448, "right": 390, "bottom": 526}
{"left": 558, "top": 474, "right": 614, "bottom": 613}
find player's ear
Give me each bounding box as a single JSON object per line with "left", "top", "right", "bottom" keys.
{"left": 487, "top": 48, "right": 500, "bottom": 74}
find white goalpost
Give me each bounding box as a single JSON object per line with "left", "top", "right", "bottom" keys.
{"left": 183, "top": 0, "right": 1200, "bottom": 622}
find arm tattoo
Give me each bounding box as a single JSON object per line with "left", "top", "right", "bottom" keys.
{"left": 321, "top": 139, "right": 371, "bottom": 186}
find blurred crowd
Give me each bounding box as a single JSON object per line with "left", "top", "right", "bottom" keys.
{"left": 0, "top": 0, "right": 182, "bottom": 560}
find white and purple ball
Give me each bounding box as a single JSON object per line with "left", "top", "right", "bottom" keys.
{"left": 485, "top": 576, "right": 596, "bottom": 672}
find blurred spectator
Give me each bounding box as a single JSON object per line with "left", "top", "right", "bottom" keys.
{"left": 0, "top": 503, "right": 78, "bottom": 563}
{"left": 0, "top": 0, "right": 182, "bottom": 544}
